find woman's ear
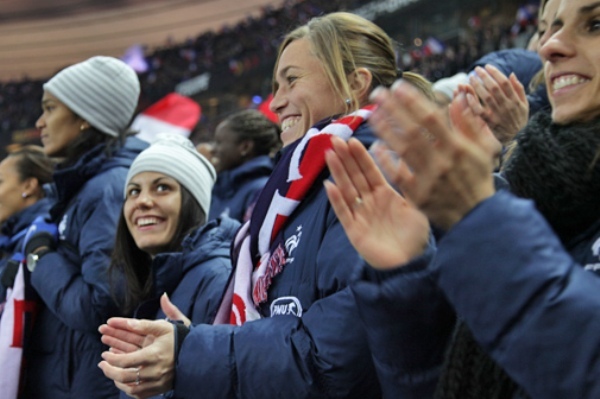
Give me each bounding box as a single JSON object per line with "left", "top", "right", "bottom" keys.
{"left": 348, "top": 68, "right": 373, "bottom": 104}
{"left": 22, "top": 177, "right": 40, "bottom": 198}
{"left": 238, "top": 139, "right": 255, "bottom": 158}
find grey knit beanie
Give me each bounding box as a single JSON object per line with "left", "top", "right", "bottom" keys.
{"left": 125, "top": 134, "right": 216, "bottom": 216}
{"left": 44, "top": 56, "right": 140, "bottom": 137}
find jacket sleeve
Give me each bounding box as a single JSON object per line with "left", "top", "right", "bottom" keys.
{"left": 30, "top": 182, "right": 122, "bottom": 333}
{"left": 174, "top": 216, "right": 379, "bottom": 398}
{"left": 350, "top": 243, "right": 455, "bottom": 399}
{"left": 433, "top": 190, "right": 600, "bottom": 399}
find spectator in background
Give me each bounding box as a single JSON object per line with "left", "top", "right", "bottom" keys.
{"left": 98, "top": 12, "right": 446, "bottom": 399}
{"left": 22, "top": 56, "right": 147, "bottom": 398}
{"left": 0, "top": 146, "right": 53, "bottom": 306}
{"left": 209, "top": 109, "right": 281, "bottom": 222}
{"left": 0, "top": 146, "right": 54, "bottom": 399}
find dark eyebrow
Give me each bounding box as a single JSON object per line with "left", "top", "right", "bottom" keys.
{"left": 128, "top": 176, "right": 175, "bottom": 187}
{"left": 580, "top": 1, "right": 600, "bottom": 14}
{"left": 550, "top": 2, "right": 600, "bottom": 29}
{"left": 154, "top": 176, "right": 176, "bottom": 184}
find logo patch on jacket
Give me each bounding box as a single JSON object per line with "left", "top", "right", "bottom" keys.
{"left": 58, "top": 214, "right": 68, "bottom": 240}
{"left": 584, "top": 237, "right": 600, "bottom": 272}
{"left": 270, "top": 296, "right": 303, "bottom": 317}
{"left": 284, "top": 225, "right": 302, "bottom": 265}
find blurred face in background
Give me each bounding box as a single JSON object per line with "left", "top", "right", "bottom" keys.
{"left": 124, "top": 172, "right": 182, "bottom": 256}
{"left": 270, "top": 38, "right": 345, "bottom": 146}
{"left": 539, "top": 0, "right": 600, "bottom": 124}
{"left": 35, "top": 91, "right": 83, "bottom": 157}
{"left": 0, "top": 156, "right": 32, "bottom": 224}
{"left": 212, "top": 120, "right": 245, "bottom": 173}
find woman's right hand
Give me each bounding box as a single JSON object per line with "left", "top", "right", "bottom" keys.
{"left": 324, "top": 137, "right": 430, "bottom": 270}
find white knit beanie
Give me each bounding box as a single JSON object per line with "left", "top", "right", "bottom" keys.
{"left": 125, "top": 134, "right": 216, "bottom": 216}
{"left": 44, "top": 56, "right": 140, "bottom": 137}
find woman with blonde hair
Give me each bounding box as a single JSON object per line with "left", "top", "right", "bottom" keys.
{"left": 98, "top": 12, "right": 447, "bottom": 399}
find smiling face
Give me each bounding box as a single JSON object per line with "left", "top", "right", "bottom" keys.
{"left": 124, "top": 172, "right": 182, "bottom": 256}
{"left": 35, "top": 91, "right": 83, "bottom": 157}
{"left": 539, "top": 0, "right": 600, "bottom": 124}
{"left": 0, "top": 156, "right": 30, "bottom": 224}
{"left": 270, "top": 38, "right": 346, "bottom": 147}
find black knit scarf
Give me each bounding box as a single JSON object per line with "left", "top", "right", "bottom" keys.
{"left": 503, "top": 111, "right": 600, "bottom": 244}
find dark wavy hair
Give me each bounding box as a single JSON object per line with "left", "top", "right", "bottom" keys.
{"left": 223, "top": 110, "right": 281, "bottom": 157}
{"left": 109, "top": 184, "right": 206, "bottom": 314}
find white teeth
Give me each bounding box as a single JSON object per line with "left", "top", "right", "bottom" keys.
{"left": 137, "top": 217, "right": 159, "bottom": 227}
{"left": 552, "top": 75, "right": 590, "bottom": 91}
{"left": 281, "top": 117, "right": 300, "bottom": 131}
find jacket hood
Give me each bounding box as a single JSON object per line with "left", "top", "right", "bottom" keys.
{"left": 214, "top": 155, "right": 273, "bottom": 192}
{"left": 50, "top": 136, "right": 147, "bottom": 214}
{"left": 152, "top": 216, "right": 240, "bottom": 296}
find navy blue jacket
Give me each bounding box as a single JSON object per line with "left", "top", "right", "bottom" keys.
{"left": 173, "top": 123, "right": 382, "bottom": 398}
{"left": 355, "top": 191, "right": 600, "bottom": 398}
{"left": 23, "top": 137, "right": 147, "bottom": 399}
{"left": 133, "top": 217, "right": 238, "bottom": 323}
{"left": 121, "top": 217, "right": 238, "bottom": 399}
{"left": 209, "top": 155, "right": 273, "bottom": 222}
{"left": 351, "top": 244, "right": 455, "bottom": 399}
{"left": 0, "top": 198, "right": 52, "bottom": 303}
{"left": 435, "top": 192, "right": 600, "bottom": 398}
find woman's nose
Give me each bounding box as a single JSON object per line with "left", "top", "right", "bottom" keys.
{"left": 136, "top": 194, "right": 154, "bottom": 208}
{"left": 35, "top": 114, "right": 45, "bottom": 129}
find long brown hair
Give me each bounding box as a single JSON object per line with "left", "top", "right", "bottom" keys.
{"left": 109, "top": 185, "right": 206, "bottom": 314}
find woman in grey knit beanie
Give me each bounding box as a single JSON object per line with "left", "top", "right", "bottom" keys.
{"left": 21, "top": 56, "right": 148, "bottom": 399}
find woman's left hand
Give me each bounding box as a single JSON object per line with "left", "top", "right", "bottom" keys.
{"left": 98, "top": 318, "right": 175, "bottom": 399}
{"left": 368, "top": 80, "right": 496, "bottom": 230}
{"left": 161, "top": 293, "right": 191, "bottom": 327}
{"left": 467, "top": 64, "right": 529, "bottom": 144}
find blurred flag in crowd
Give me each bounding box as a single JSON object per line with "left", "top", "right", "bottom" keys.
{"left": 512, "top": 2, "right": 538, "bottom": 34}
{"left": 121, "top": 44, "right": 149, "bottom": 73}
{"left": 132, "top": 93, "right": 201, "bottom": 142}
{"left": 423, "top": 37, "right": 445, "bottom": 56}
{"left": 257, "top": 94, "right": 278, "bottom": 124}
{"left": 0, "top": 258, "right": 36, "bottom": 399}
